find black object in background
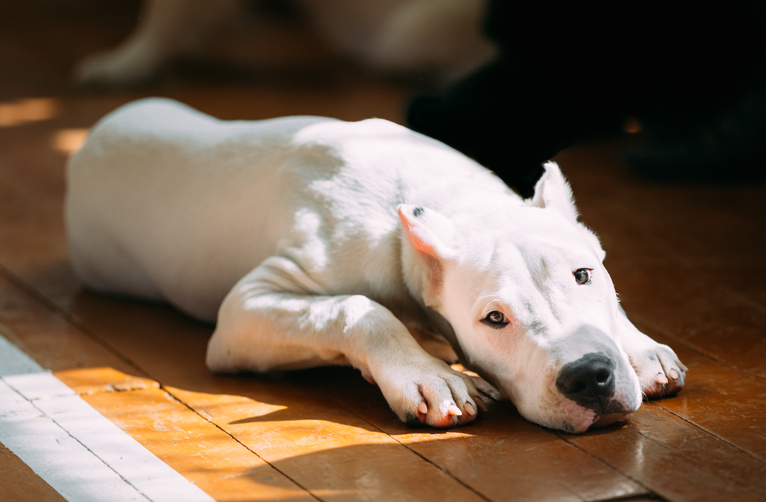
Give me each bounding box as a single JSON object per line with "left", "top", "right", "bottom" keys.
{"left": 408, "top": 1, "right": 766, "bottom": 197}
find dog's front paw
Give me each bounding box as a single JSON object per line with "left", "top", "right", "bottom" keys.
{"left": 629, "top": 342, "right": 688, "bottom": 399}
{"left": 376, "top": 358, "right": 485, "bottom": 428}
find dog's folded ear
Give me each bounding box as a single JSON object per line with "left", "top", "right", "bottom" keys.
{"left": 398, "top": 204, "right": 456, "bottom": 258}
{"left": 398, "top": 204, "right": 457, "bottom": 302}
{"left": 528, "top": 161, "right": 579, "bottom": 223}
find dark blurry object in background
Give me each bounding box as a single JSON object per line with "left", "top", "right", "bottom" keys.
{"left": 624, "top": 83, "right": 766, "bottom": 183}
{"left": 408, "top": 1, "right": 766, "bottom": 197}
{"left": 73, "top": 0, "right": 495, "bottom": 88}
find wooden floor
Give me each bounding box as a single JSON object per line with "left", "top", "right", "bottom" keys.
{"left": 2, "top": 2, "right": 766, "bottom": 501}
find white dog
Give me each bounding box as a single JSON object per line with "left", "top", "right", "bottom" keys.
{"left": 74, "top": 0, "right": 495, "bottom": 87}
{"left": 66, "top": 98, "right": 686, "bottom": 432}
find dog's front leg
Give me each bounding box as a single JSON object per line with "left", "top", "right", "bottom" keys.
{"left": 207, "top": 257, "right": 483, "bottom": 428}
{"left": 617, "top": 306, "right": 687, "bottom": 399}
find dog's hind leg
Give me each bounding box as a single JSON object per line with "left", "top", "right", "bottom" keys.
{"left": 207, "top": 256, "right": 484, "bottom": 428}
{"left": 365, "top": 0, "right": 495, "bottom": 81}
{"left": 74, "top": 0, "right": 239, "bottom": 87}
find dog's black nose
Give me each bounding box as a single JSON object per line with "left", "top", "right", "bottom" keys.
{"left": 556, "top": 353, "right": 617, "bottom": 412}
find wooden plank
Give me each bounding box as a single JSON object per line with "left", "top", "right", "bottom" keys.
{"left": 388, "top": 412, "right": 645, "bottom": 502}
{"left": 292, "top": 368, "right": 648, "bottom": 502}
{"left": 69, "top": 295, "right": 649, "bottom": 501}
{"left": 170, "top": 387, "right": 487, "bottom": 502}
{"left": 83, "top": 388, "right": 312, "bottom": 502}
{"left": 616, "top": 267, "right": 766, "bottom": 378}
{"left": 0, "top": 379, "right": 149, "bottom": 502}
{"left": 0, "top": 273, "right": 313, "bottom": 500}
{"left": 1, "top": 333, "right": 219, "bottom": 502}
{"left": 37, "top": 393, "right": 216, "bottom": 502}
{"left": 0, "top": 442, "right": 68, "bottom": 502}
{"left": 0, "top": 271, "right": 155, "bottom": 393}
{"left": 636, "top": 328, "right": 766, "bottom": 462}
{"left": 558, "top": 403, "right": 766, "bottom": 502}
{"left": 56, "top": 366, "right": 160, "bottom": 395}
{"left": 63, "top": 294, "right": 490, "bottom": 502}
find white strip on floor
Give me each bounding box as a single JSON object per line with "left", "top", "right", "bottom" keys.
{"left": 0, "top": 333, "right": 215, "bottom": 502}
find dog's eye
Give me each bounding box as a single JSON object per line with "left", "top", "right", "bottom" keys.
{"left": 482, "top": 311, "right": 509, "bottom": 329}
{"left": 574, "top": 268, "right": 593, "bottom": 285}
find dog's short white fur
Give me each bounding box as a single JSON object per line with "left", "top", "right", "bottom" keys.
{"left": 66, "top": 98, "right": 686, "bottom": 432}
{"left": 74, "top": 0, "right": 495, "bottom": 87}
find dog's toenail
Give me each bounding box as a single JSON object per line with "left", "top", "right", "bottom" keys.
{"left": 464, "top": 403, "right": 475, "bottom": 415}
{"left": 669, "top": 369, "right": 679, "bottom": 380}
{"left": 417, "top": 402, "right": 428, "bottom": 415}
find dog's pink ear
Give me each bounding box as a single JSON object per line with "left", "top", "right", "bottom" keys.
{"left": 398, "top": 204, "right": 456, "bottom": 301}
{"left": 398, "top": 204, "right": 456, "bottom": 259}
{"left": 528, "top": 162, "right": 579, "bottom": 223}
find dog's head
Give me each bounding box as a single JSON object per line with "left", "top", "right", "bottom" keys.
{"left": 398, "top": 162, "right": 642, "bottom": 433}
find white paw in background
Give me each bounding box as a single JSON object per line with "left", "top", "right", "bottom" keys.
{"left": 73, "top": 44, "right": 165, "bottom": 87}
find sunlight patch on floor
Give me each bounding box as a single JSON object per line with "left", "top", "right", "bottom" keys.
{"left": 0, "top": 98, "right": 59, "bottom": 127}
{"left": 52, "top": 128, "right": 89, "bottom": 154}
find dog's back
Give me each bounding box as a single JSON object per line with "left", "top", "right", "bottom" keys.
{"left": 66, "top": 99, "right": 335, "bottom": 318}
{"left": 66, "top": 98, "right": 509, "bottom": 321}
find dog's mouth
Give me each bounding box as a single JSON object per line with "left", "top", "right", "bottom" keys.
{"left": 590, "top": 412, "right": 629, "bottom": 428}
{"left": 559, "top": 411, "right": 630, "bottom": 434}
{"left": 550, "top": 389, "right": 637, "bottom": 433}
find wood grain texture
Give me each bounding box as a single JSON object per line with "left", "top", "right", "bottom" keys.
{"left": 84, "top": 388, "right": 312, "bottom": 502}
{"left": 0, "top": 443, "right": 68, "bottom": 502}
